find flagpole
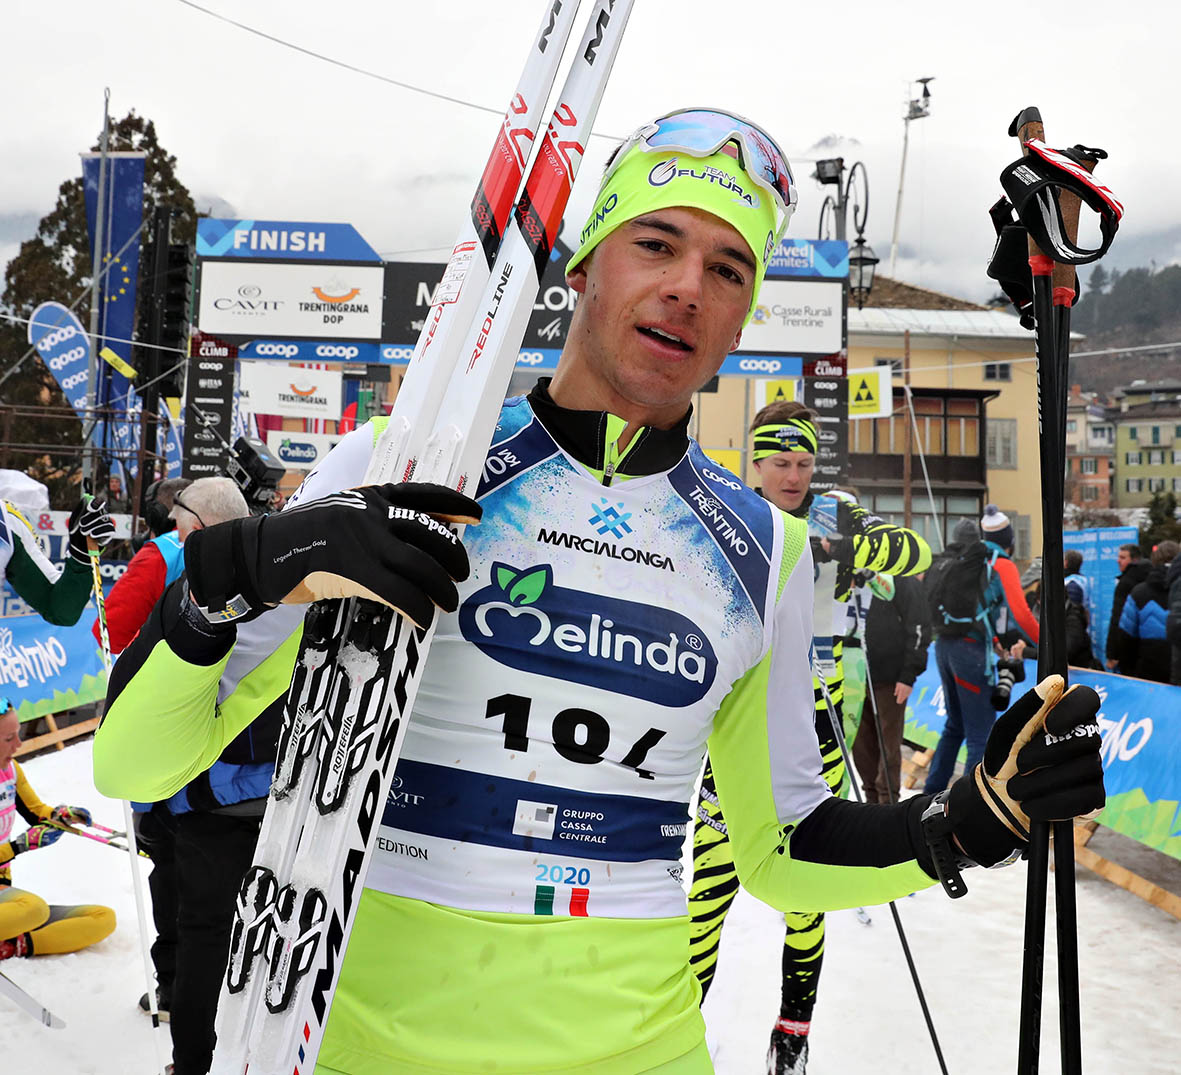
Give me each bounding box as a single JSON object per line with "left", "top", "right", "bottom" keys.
{"left": 83, "top": 88, "right": 111, "bottom": 492}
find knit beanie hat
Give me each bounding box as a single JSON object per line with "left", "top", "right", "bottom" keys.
{"left": 951, "top": 518, "right": 981, "bottom": 545}
{"left": 981, "top": 504, "right": 1014, "bottom": 550}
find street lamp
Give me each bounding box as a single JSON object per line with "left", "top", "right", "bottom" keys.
{"left": 848, "top": 236, "right": 879, "bottom": 310}
{"left": 888, "top": 76, "right": 934, "bottom": 279}
{"left": 814, "top": 156, "right": 878, "bottom": 308}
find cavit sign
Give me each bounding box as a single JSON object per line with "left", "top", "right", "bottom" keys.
{"left": 197, "top": 262, "right": 384, "bottom": 340}
{"left": 458, "top": 563, "right": 717, "bottom": 707}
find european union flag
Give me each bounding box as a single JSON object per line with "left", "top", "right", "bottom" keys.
{"left": 82, "top": 151, "right": 145, "bottom": 477}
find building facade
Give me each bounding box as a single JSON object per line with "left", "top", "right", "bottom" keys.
{"left": 1110, "top": 381, "right": 1181, "bottom": 508}
{"left": 1065, "top": 384, "right": 1114, "bottom": 509}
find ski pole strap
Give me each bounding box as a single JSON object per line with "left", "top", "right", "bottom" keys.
{"left": 999, "top": 141, "right": 1123, "bottom": 265}
{"left": 985, "top": 197, "right": 1083, "bottom": 330}
{"left": 986, "top": 198, "right": 1036, "bottom": 330}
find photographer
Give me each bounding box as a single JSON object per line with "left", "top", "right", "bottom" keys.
{"left": 924, "top": 509, "right": 1039, "bottom": 795}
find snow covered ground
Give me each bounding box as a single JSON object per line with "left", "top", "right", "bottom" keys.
{"left": 4, "top": 739, "right": 1179, "bottom": 1074}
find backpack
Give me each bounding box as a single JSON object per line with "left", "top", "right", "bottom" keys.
{"left": 924, "top": 540, "right": 996, "bottom": 637}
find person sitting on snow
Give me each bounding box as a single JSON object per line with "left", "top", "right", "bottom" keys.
{"left": 0, "top": 700, "right": 115, "bottom": 961}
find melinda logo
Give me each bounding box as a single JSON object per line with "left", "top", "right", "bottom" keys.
{"left": 458, "top": 563, "right": 716, "bottom": 707}
{"left": 589, "top": 497, "right": 632, "bottom": 538}
{"left": 277, "top": 439, "right": 318, "bottom": 463}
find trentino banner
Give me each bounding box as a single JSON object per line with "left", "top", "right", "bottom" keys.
{"left": 904, "top": 660, "right": 1181, "bottom": 861}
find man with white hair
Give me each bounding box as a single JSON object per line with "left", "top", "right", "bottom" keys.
{"left": 110, "top": 474, "right": 268, "bottom": 1075}
{"left": 169, "top": 476, "right": 251, "bottom": 542}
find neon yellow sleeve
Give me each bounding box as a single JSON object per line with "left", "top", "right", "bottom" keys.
{"left": 93, "top": 628, "right": 302, "bottom": 802}
{"left": 707, "top": 522, "right": 936, "bottom": 911}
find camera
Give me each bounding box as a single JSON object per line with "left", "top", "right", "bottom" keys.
{"left": 225, "top": 436, "right": 285, "bottom": 514}
{"left": 990, "top": 654, "right": 1027, "bottom": 710}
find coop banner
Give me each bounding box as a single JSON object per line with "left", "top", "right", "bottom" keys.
{"left": 903, "top": 661, "right": 1181, "bottom": 860}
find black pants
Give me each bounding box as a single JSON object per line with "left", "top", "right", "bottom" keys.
{"left": 135, "top": 804, "right": 179, "bottom": 1006}
{"left": 171, "top": 811, "right": 262, "bottom": 1075}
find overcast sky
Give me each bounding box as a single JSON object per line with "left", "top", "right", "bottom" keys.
{"left": 3, "top": 0, "right": 1178, "bottom": 307}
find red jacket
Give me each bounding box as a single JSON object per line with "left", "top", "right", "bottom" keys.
{"left": 92, "top": 542, "right": 168, "bottom": 653}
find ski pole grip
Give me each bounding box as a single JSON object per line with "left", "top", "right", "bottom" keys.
{"left": 1049, "top": 159, "right": 1096, "bottom": 297}
{"left": 1010, "top": 107, "right": 1046, "bottom": 263}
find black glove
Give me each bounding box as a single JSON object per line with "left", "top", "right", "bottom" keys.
{"left": 184, "top": 483, "right": 480, "bottom": 628}
{"left": 945, "top": 675, "right": 1105, "bottom": 870}
{"left": 67, "top": 498, "right": 115, "bottom": 563}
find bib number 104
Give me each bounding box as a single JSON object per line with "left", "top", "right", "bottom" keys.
{"left": 485, "top": 693, "right": 666, "bottom": 780}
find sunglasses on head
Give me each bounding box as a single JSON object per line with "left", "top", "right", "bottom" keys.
{"left": 607, "top": 107, "right": 798, "bottom": 238}
{"left": 173, "top": 497, "right": 206, "bottom": 529}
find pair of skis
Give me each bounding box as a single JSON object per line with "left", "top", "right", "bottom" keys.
{"left": 210, "top": 3, "right": 633, "bottom": 1072}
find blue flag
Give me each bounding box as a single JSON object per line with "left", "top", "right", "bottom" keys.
{"left": 82, "top": 151, "right": 146, "bottom": 475}
{"left": 26, "top": 301, "right": 92, "bottom": 416}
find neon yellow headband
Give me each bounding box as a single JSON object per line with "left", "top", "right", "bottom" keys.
{"left": 751, "top": 419, "right": 818, "bottom": 459}
{"left": 567, "top": 145, "right": 781, "bottom": 326}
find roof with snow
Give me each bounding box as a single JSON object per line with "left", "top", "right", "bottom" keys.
{"left": 848, "top": 305, "right": 1037, "bottom": 341}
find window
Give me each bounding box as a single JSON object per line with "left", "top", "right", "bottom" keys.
{"left": 1126, "top": 478, "right": 1143, "bottom": 493}
{"left": 984, "top": 362, "right": 1012, "bottom": 381}
{"left": 849, "top": 416, "right": 873, "bottom": 453}
{"left": 1175, "top": 425, "right": 1181, "bottom": 438}
{"left": 1148, "top": 450, "right": 1165, "bottom": 465}
{"left": 1148, "top": 478, "right": 1166, "bottom": 492}
{"left": 986, "top": 418, "right": 1018, "bottom": 468}
{"left": 1081, "top": 457, "right": 1098, "bottom": 475}
{"left": 1151, "top": 426, "right": 1160, "bottom": 444}
{"left": 1091, "top": 424, "right": 1113, "bottom": 443}
{"left": 1125, "top": 450, "right": 1142, "bottom": 466}
{"left": 1013, "top": 513, "right": 1032, "bottom": 560}
{"left": 1174, "top": 451, "right": 1181, "bottom": 465}
{"left": 1067, "top": 419, "right": 1077, "bottom": 433}
{"left": 1128, "top": 427, "right": 1138, "bottom": 441}
{"left": 1082, "top": 485, "right": 1099, "bottom": 501}
{"left": 875, "top": 357, "right": 903, "bottom": 377}
{"left": 1174, "top": 477, "right": 1181, "bottom": 492}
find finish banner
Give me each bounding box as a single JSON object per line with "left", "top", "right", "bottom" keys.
{"left": 903, "top": 660, "right": 1181, "bottom": 861}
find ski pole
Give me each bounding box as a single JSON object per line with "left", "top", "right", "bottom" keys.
{"left": 1009, "top": 105, "right": 1105, "bottom": 1075}
{"left": 85, "top": 518, "right": 170, "bottom": 1075}
{"left": 45, "top": 817, "right": 148, "bottom": 857}
{"left": 814, "top": 664, "right": 950, "bottom": 1075}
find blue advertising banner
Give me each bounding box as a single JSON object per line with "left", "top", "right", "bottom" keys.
{"left": 1063, "top": 526, "right": 1138, "bottom": 664}
{"left": 26, "top": 302, "right": 91, "bottom": 415}
{"left": 197, "top": 220, "right": 382, "bottom": 263}
{"left": 766, "top": 238, "right": 849, "bottom": 278}
{"left": 0, "top": 608, "right": 106, "bottom": 721}
{"left": 904, "top": 659, "right": 1181, "bottom": 860}
{"left": 718, "top": 353, "right": 805, "bottom": 377}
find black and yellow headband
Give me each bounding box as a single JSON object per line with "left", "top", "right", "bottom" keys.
{"left": 751, "top": 419, "right": 818, "bottom": 459}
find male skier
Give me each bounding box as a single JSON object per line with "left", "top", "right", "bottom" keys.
{"left": 95, "top": 109, "right": 1104, "bottom": 1075}
{"left": 688, "top": 399, "right": 930, "bottom": 1073}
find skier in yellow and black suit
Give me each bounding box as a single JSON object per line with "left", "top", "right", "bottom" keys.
{"left": 0, "top": 701, "right": 116, "bottom": 961}
{"left": 688, "top": 400, "right": 930, "bottom": 1075}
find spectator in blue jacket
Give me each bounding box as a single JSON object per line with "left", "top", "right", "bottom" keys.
{"left": 1114, "top": 540, "right": 1178, "bottom": 684}
{"left": 1167, "top": 550, "right": 1181, "bottom": 686}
